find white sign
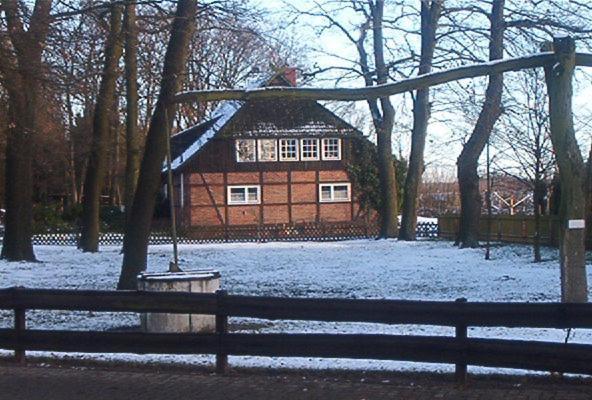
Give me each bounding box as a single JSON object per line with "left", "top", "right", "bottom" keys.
{"left": 568, "top": 219, "right": 586, "bottom": 229}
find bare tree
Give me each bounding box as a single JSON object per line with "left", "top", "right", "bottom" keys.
{"left": 496, "top": 68, "right": 555, "bottom": 261}
{"left": 442, "top": 0, "right": 592, "bottom": 249}
{"left": 543, "top": 36, "right": 588, "bottom": 303}
{"left": 0, "top": 0, "right": 53, "bottom": 261}
{"left": 79, "top": 2, "right": 124, "bottom": 252}
{"left": 54, "top": 4, "right": 105, "bottom": 209}
{"left": 587, "top": 144, "right": 592, "bottom": 245}
{"left": 118, "top": 0, "right": 197, "bottom": 289}
{"left": 123, "top": 0, "right": 140, "bottom": 219}
{"left": 288, "top": 0, "right": 404, "bottom": 237}
{"left": 455, "top": 0, "right": 505, "bottom": 248}
{"left": 399, "top": 0, "right": 443, "bottom": 240}
{"left": 369, "top": 0, "right": 399, "bottom": 237}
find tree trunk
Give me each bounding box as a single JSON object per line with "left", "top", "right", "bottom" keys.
{"left": 376, "top": 121, "right": 399, "bottom": 238}
{"left": 533, "top": 179, "right": 546, "bottom": 262}
{"left": 65, "top": 86, "right": 79, "bottom": 207}
{"left": 2, "top": 109, "right": 35, "bottom": 261}
{"left": 371, "top": 0, "right": 398, "bottom": 238}
{"left": 123, "top": 0, "right": 141, "bottom": 219}
{"left": 109, "top": 94, "right": 122, "bottom": 207}
{"left": 118, "top": 0, "right": 197, "bottom": 289}
{"left": 586, "top": 144, "right": 592, "bottom": 249}
{"left": 456, "top": 0, "right": 505, "bottom": 248}
{"left": 78, "top": 3, "right": 124, "bottom": 252}
{"left": 0, "top": 0, "right": 52, "bottom": 261}
{"left": 399, "top": 0, "right": 443, "bottom": 241}
{"left": 543, "top": 36, "right": 588, "bottom": 303}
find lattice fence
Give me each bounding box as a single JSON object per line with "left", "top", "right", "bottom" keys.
{"left": 25, "top": 221, "right": 438, "bottom": 246}
{"left": 415, "top": 222, "right": 439, "bottom": 238}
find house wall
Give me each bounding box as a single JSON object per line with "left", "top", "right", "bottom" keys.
{"left": 170, "top": 113, "right": 371, "bottom": 229}
{"left": 180, "top": 169, "right": 364, "bottom": 227}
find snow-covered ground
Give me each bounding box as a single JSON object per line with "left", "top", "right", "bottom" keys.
{"left": 0, "top": 239, "right": 591, "bottom": 374}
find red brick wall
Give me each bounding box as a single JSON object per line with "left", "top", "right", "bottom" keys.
{"left": 228, "top": 206, "right": 259, "bottom": 225}
{"left": 291, "top": 183, "right": 316, "bottom": 203}
{"left": 191, "top": 206, "right": 224, "bottom": 225}
{"left": 320, "top": 203, "right": 351, "bottom": 222}
{"left": 263, "top": 185, "right": 288, "bottom": 203}
{"left": 292, "top": 204, "right": 317, "bottom": 223}
{"left": 292, "top": 171, "right": 316, "bottom": 183}
{"left": 189, "top": 173, "right": 224, "bottom": 185}
{"left": 263, "top": 205, "right": 290, "bottom": 224}
{"left": 319, "top": 170, "right": 348, "bottom": 181}
{"left": 227, "top": 172, "right": 259, "bottom": 184}
{"left": 182, "top": 170, "right": 363, "bottom": 228}
{"left": 263, "top": 171, "right": 288, "bottom": 183}
{"left": 190, "top": 186, "right": 224, "bottom": 206}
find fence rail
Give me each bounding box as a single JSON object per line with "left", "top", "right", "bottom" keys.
{"left": 26, "top": 222, "right": 439, "bottom": 246}
{"left": 438, "top": 214, "right": 592, "bottom": 248}
{"left": 1, "top": 287, "right": 592, "bottom": 381}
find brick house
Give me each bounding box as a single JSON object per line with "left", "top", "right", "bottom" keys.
{"left": 165, "top": 70, "right": 376, "bottom": 241}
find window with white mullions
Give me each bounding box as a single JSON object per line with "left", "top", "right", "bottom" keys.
{"left": 319, "top": 183, "right": 351, "bottom": 202}
{"left": 227, "top": 185, "right": 261, "bottom": 205}
{"left": 279, "top": 138, "right": 299, "bottom": 161}
{"left": 300, "top": 138, "right": 319, "bottom": 161}
{"left": 322, "top": 138, "right": 341, "bottom": 160}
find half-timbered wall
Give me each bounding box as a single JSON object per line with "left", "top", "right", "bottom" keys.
{"left": 179, "top": 168, "right": 363, "bottom": 228}
{"left": 169, "top": 97, "right": 371, "bottom": 231}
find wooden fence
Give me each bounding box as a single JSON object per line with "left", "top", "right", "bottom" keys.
{"left": 437, "top": 214, "right": 592, "bottom": 248}
{"left": 27, "top": 222, "right": 439, "bottom": 246}
{"left": 1, "top": 287, "right": 592, "bottom": 382}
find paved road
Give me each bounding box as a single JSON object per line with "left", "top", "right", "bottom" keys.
{"left": 1, "top": 363, "right": 591, "bottom": 400}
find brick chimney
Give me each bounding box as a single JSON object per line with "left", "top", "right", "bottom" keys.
{"left": 284, "top": 67, "right": 297, "bottom": 87}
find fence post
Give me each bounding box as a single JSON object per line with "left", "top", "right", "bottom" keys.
{"left": 215, "top": 289, "right": 228, "bottom": 374}
{"left": 455, "top": 297, "right": 468, "bottom": 385}
{"left": 14, "top": 307, "right": 26, "bottom": 364}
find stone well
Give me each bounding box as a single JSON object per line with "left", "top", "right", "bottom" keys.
{"left": 137, "top": 270, "right": 221, "bottom": 333}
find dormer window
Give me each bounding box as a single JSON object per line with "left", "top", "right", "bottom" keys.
{"left": 300, "top": 138, "right": 320, "bottom": 161}
{"left": 279, "top": 139, "right": 299, "bottom": 161}
{"left": 235, "top": 137, "right": 341, "bottom": 163}
{"left": 322, "top": 138, "right": 341, "bottom": 160}
{"left": 236, "top": 139, "right": 256, "bottom": 162}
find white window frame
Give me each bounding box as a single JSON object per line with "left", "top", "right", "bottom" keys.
{"left": 300, "top": 138, "right": 320, "bottom": 161}
{"left": 235, "top": 139, "right": 256, "bottom": 163}
{"left": 257, "top": 139, "right": 278, "bottom": 162}
{"left": 227, "top": 185, "right": 261, "bottom": 205}
{"left": 319, "top": 183, "right": 351, "bottom": 203}
{"left": 279, "top": 138, "right": 299, "bottom": 161}
{"left": 321, "top": 138, "right": 342, "bottom": 161}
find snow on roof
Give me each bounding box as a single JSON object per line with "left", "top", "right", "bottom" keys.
{"left": 168, "top": 100, "right": 242, "bottom": 171}
{"left": 166, "top": 73, "right": 270, "bottom": 172}
{"left": 235, "top": 121, "right": 355, "bottom": 138}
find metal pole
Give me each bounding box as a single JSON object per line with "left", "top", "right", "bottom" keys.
{"left": 485, "top": 138, "right": 492, "bottom": 260}
{"left": 164, "top": 108, "right": 180, "bottom": 272}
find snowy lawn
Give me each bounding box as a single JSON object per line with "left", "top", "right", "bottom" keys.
{"left": 0, "top": 239, "right": 591, "bottom": 374}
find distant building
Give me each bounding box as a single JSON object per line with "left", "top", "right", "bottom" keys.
{"left": 420, "top": 175, "right": 544, "bottom": 217}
